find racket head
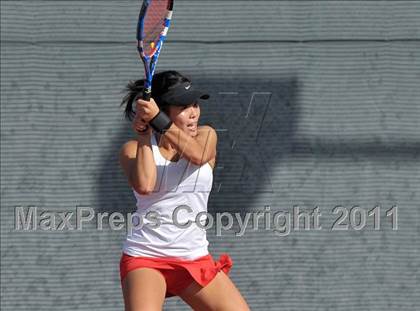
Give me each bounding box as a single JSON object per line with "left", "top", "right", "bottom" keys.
{"left": 137, "top": 0, "right": 174, "bottom": 97}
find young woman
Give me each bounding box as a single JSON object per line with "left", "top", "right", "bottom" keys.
{"left": 119, "top": 71, "right": 250, "bottom": 311}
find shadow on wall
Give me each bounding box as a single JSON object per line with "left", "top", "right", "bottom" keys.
{"left": 95, "top": 77, "right": 300, "bottom": 215}
{"left": 95, "top": 75, "right": 419, "bottom": 216}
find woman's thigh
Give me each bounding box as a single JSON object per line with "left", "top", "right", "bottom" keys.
{"left": 178, "top": 271, "right": 250, "bottom": 311}
{"left": 122, "top": 268, "right": 167, "bottom": 311}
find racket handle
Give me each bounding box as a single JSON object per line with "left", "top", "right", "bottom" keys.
{"left": 137, "top": 88, "right": 151, "bottom": 132}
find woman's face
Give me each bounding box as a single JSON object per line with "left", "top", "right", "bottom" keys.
{"left": 167, "top": 102, "right": 201, "bottom": 137}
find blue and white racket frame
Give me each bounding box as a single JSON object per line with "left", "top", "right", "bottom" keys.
{"left": 137, "top": 0, "right": 174, "bottom": 101}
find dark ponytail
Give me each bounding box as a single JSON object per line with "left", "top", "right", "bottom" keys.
{"left": 120, "top": 70, "right": 191, "bottom": 121}
{"left": 120, "top": 79, "right": 144, "bottom": 121}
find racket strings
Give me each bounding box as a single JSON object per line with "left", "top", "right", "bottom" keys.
{"left": 143, "top": 0, "right": 170, "bottom": 56}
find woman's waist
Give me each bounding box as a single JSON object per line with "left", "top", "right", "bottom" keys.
{"left": 122, "top": 242, "right": 210, "bottom": 261}
{"left": 124, "top": 223, "right": 209, "bottom": 257}
{"left": 127, "top": 213, "right": 208, "bottom": 237}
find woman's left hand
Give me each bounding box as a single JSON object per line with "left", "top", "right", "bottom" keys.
{"left": 135, "top": 97, "right": 160, "bottom": 122}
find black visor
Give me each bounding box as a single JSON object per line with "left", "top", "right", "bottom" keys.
{"left": 155, "top": 82, "right": 209, "bottom": 107}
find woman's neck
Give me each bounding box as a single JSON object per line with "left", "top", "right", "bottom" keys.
{"left": 156, "top": 133, "right": 176, "bottom": 152}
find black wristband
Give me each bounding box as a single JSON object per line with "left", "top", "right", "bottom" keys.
{"left": 149, "top": 111, "right": 173, "bottom": 134}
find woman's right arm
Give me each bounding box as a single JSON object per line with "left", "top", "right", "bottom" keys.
{"left": 119, "top": 136, "right": 157, "bottom": 195}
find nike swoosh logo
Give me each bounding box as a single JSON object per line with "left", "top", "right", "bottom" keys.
{"left": 185, "top": 85, "right": 191, "bottom": 90}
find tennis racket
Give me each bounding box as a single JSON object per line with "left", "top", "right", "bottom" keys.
{"left": 136, "top": 0, "right": 174, "bottom": 132}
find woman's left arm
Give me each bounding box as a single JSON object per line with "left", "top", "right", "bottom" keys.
{"left": 164, "top": 124, "right": 217, "bottom": 166}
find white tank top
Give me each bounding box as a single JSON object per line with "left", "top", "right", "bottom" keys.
{"left": 122, "top": 133, "right": 213, "bottom": 260}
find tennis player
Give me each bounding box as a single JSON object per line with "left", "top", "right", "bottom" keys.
{"left": 119, "top": 71, "right": 250, "bottom": 310}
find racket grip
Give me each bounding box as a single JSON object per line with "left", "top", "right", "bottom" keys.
{"left": 134, "top": 89, "right": 151, "bottom": 132}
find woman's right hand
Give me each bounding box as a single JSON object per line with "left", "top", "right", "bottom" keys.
{"left": 132, "top": 113, "right": 152, "bottom": 137}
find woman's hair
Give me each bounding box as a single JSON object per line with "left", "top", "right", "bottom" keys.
{"left": 120, "top": 70, "right": 191, "bottom": 121}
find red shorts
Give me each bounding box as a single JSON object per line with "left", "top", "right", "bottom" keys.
{"left": 120, "top": 252, "right": 233, "bottom": 298}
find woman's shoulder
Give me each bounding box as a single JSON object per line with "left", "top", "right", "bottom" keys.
{"left": 119, "top": 139, "right": 139, "bottom": 158}
{"left": 197, "top": 124, "right": 217, "bottom": 137}
{"left": 121, "top": 139, "right": 138, "bottom": 149}
{"left": 198, "top": 124, "right": 215, "bottom": 130}
{"left": 197, "top": 125, "right": 217, "bottom": 170}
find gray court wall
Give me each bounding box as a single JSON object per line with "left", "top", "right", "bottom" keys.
{"left": 1, "top": 1, "right": 419, "bottom": 310}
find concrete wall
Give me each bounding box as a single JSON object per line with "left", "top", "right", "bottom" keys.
{"left": 2, "top": 1, "right": 419, "bottom": 310}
